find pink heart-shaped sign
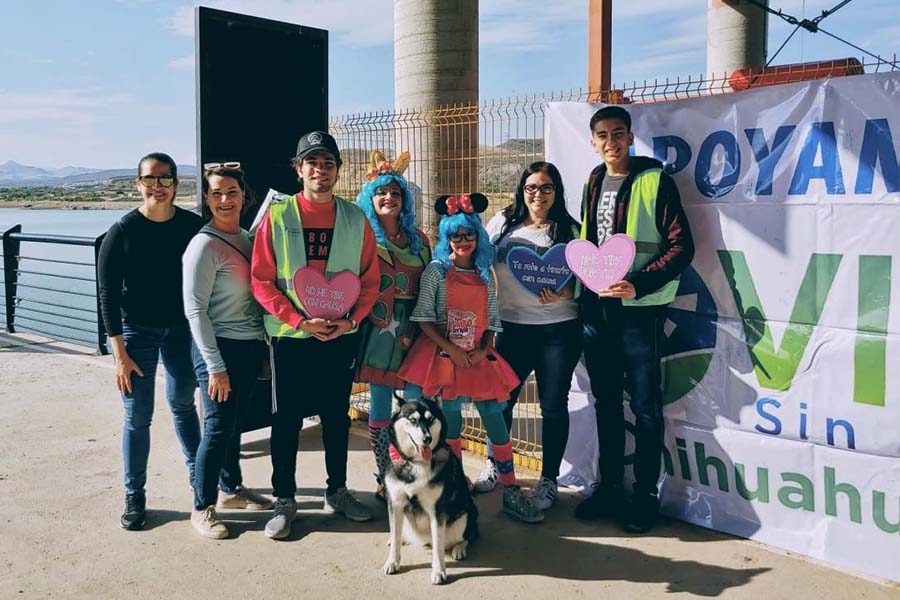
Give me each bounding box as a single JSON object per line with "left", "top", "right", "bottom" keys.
{"left": 292, "top": 267, "right": 361, "bottom": 320}
{"left": 565, "top": 235, "right": 637, "bottom": 294}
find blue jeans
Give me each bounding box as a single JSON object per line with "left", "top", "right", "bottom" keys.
{"left": 582, "top": 300, "right": 665, "bottom": 496}
{"left": 493, "top": 319, "right": 583, "bottom": 479}
{"left": 192, "top": 337, "right": 268, "bottom": 510}
{"left": 120, "top": 322, "right": 200, "bottom": 497}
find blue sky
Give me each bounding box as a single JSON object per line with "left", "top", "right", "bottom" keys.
{"left": 1, "top": 0, "right": 897, "bottom": 169}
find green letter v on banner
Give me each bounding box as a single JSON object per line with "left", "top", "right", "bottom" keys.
{"left": 718, "top": 251, "right": 842, "bottom": 391}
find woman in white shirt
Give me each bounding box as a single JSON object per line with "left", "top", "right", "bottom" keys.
{"left": 479, "top": 161, "right": 582, "bottom": 511}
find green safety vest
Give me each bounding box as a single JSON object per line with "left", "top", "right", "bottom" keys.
{"left": 265, "top": 194, "right": 366, "bottom": 338}
{"left": 580, "top": 168, "right": 679, "bottom": 306}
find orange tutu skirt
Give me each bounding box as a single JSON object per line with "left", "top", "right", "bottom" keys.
{"left": 397, "top": 336, "right": 520, "bottom": 401}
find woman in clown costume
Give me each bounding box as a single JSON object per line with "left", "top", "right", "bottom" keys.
{"left": 354, "top": 151, "right": 431, "bottom": 497}
{"left": 398, "top": 193, "right": 544, "bottom": 524}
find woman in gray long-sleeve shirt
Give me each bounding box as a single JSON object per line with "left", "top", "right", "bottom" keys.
{"left": 182, "top": 164, "right": 273, "bottom": 539}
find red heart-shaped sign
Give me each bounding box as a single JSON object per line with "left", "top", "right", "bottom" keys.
{"left": 292, "top": 267, "right": 361, "bottom": 320}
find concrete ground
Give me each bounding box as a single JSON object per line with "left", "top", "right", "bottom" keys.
{"left": 1, "top": 332, "right": 897, "bottom": 600}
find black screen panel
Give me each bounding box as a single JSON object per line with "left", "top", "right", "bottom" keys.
{"left": 196, "top": 7, "right": 328, "bottom": 224}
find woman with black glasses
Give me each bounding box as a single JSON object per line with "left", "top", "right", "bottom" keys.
{"left": 98, "top": 152, "right": 203, "bottom": 531}
{"left": 479, "top": 161, "right": 582, "bottom": 512}
{"left": 182, "top": 163, "right": 273, "bottom": 539}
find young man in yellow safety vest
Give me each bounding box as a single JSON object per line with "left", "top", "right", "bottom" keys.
{"left": 251, "top": 131, "right": 380, "bottom": 538}
{"left": 575, "top": 106, "right": 694, "bottom": 533}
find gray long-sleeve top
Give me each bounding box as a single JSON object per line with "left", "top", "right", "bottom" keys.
{"left": 182, "top": 225, "right": 265, "bottom": 373}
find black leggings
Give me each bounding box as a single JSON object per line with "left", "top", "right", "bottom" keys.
{"left": 496, "top": 319, "right": 583, "bottom": 479}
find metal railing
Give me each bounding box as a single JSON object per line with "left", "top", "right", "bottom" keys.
{"left": 331, "top": 56, "right": 897, "bottom": 470}
{"left": 1, "top": 225, "right": 108, "bottom": 355}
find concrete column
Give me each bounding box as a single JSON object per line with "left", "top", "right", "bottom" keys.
{"left": 707, "top": 0, "right": 768, "bottom": 80}
{"left": 394, "top": 0, "right": 479, "bottom": 234}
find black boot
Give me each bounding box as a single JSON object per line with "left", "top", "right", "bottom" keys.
{"left": 623, "top": 492, "right": 659, "bottom": 533}
{"left": 574, "top": 483, "right": 625, "bottom": 521}
{"left": 120, "top": 493, "right": 146, "bottom": 530}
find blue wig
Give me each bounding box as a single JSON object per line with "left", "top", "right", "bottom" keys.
{"left": 355, "top": 173, "right": 423, "bottom": 255}
{"left": 434, "top": 212, "right": 494, "bottom": 284}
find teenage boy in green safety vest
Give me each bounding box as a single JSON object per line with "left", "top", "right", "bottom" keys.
{"left": 251, "top": 131, "right": 380, "bottom": 538}
{"left": 575, "top": 106, "right": 694, "bottom": 533}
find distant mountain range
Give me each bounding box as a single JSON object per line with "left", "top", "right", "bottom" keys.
{"left": 0, "top": 161, "right": 197, "bottom": 188}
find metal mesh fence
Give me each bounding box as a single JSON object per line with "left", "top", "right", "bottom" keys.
{"left": 332, "top": 56, "right": 897, "bottom": 470}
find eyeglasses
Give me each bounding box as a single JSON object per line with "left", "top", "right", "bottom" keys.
{"left": 137, "top": 175, "right": 175, "bottom": 188}
{"left": 524, "top": 184, "right": 555, "bottom": 196}
{"left": 204, "top": 162, "right": 241, "bottom": 170}
{"left": 449, "top": 231, "right": 478, "bottom": 242}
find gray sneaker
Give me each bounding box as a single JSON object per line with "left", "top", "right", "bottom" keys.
{"left": 532, "top": 476, "right": 559, "bottom": 511}
{"left": 472, "top": 459, "right": 498, "bottom": 493}
{"left": 324, "top": 488, "right": 373, "bottom": 522}
{"left": 502, "top": 486, "right": 544, "bottom": 524}
{"left": 264, "top": 497, "right": 297, "bottom": 539}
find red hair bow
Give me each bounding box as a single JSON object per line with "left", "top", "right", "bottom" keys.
{"left": 444, "top": 195, "right": 474, "bottom": 215}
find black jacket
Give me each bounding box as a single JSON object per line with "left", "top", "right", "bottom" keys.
{"left": 580, "top": 156, "right": 694, "bottom": 300}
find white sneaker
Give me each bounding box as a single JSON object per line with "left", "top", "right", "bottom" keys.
{"left": 532, "top": 476, "right": 559, "bottom": 510}
{"left": 264, "top": 497, "right": 297, "bottom": 539}
{"left": 472, "top": 459, "right": 498, "bottom": 493}
{"left": 217, "top": 486, "right": 274, "bottom": 510}
{"left": 191, "top": 506, "right": 228, "bottom": 539}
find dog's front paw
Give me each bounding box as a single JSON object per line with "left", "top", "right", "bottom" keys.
{"left": 383, "top": 560, "right": 400, "bottom": 575}
{"left": 450, "top": 542, "right": 467, "bottom": 560}
{"left": 430, "top": 568, "right": 447, "bottom": 585}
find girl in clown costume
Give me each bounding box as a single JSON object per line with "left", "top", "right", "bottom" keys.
{"left": 354, "top": 151, "right": 431, "bottom": 497}
{"left": 398, "top": 193, "right": 544, "bottom": 523}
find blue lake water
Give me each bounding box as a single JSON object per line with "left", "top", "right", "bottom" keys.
{"left": 1, "top": 208, "right": 132, "bottom": 349}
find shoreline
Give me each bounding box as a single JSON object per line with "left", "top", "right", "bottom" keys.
{"left": 0, "top": 199, "right": 198, "bottom": 210}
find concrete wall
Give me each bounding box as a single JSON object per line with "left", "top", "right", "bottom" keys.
{"left": 707, "top": 0, "right": 768, "bottom": 79}
{"left": 394, "top": 0, "right": 479, "bottom": 232}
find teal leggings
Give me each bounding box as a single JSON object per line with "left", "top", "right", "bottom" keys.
{"left": 405, "top": 384, "right": 510, "bottom": 444}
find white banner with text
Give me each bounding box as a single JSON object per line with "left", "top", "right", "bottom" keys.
{"left": 547, "top": 72, "right": 900, "bottom": 582}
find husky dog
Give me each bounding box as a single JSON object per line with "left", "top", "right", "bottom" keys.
{"left": 382, "top": 397, "right": 478, "bottom": 585}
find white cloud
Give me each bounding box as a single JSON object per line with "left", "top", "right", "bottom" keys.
{"left": 0, "top": 89, "right": 131, "bottom": 126}
{"left": 480, "top": 0, "right": 584, "bottom": 51}
{"left": 614, "top": 0, "right": 700, "bottom": 19}
{"left": 169, "top": 54, "right": 194, "bottom": 71}
{"left": 167, "top": 1, "right": 393, "bottom": 47}
{"left": 616, "top": 12, "right": 706, "bottom": 83}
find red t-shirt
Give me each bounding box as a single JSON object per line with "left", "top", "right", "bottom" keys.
{"left": 251, "top": 193, "right": 379, "bottom": 330}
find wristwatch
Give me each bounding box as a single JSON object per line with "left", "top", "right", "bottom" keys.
{"left": 348, "top": 318, "right": 357, "bottom": 329}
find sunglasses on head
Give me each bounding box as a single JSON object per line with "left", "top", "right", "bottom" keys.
{"left": 137, "top": 175, "right": 175, "bottom": 188}
{"left": 449, "top": 231, "right": 478, "bottom": 242}
{"left": 203, "top": 161, "right": 241, "bottom": 170}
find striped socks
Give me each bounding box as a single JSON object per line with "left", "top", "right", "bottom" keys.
{"left": 492, "top": 441, "right": 517, "bottom": 487}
